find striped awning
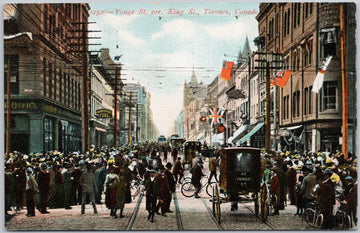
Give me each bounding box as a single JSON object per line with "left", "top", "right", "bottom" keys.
{"left": 237, "top": 122, "right": 265, "bottom": 146}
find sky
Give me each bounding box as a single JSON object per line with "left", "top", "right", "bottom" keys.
{"left": 88, "top": 2, "right": 260, "bottom": 136}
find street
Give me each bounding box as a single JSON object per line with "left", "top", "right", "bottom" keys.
{"left": 5, "top": 159, "right": 307, "bottom": 231}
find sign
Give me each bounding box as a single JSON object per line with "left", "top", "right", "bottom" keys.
{"left": 218, "top": 123, "right": 226, "bottom": 133}
{"left": 200, "top": 116, "right": 207, "bottom": 122}
{"left": 4, "top": 100, "right": 40, "bottom": 111}
{"left": 96, "top": 109, "right": 112, "bottom": 118}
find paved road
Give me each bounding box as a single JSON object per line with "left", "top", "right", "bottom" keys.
{"left": 4, "top": 157, "right": 354, "bottom": 230}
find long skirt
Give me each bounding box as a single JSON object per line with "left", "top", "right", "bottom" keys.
{"left": 105, "top": 187, "right": 117, "bottom": 209}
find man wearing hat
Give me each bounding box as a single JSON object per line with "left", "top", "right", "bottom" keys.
{"left": 37, "top": 163, "right": 50, "bottom": 214}
{"left": 25, "top": 168, "right": 38, "bottom": 217}
{"left": 155, "top": 165, "right": 170, "bottom": 216}
{"left": 191, "top": 158, "right": 204, "bottom": 198}
{"left": 145, "top": 169, "right": 160, "bottom": 222}
{"left": 301, "top": 165, "right": 318, "bottom": 208}
{"left": 173, "top": 157, "right": 184, "bottom": 184}
{"left": 318, "top": 169, "right": 335, "bottom": 229}
{"left": 208, "top": 155, "right": 219, "bottom": 183}
{"left": 164, "top": 162, "right": 176, "bottom": 213}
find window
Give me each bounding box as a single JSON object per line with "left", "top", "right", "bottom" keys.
{"left": 283, "top": 96, "right": 286, "bottom": 119}
{"left": 283, "top": 12, "right": 287, "bottom": 37}
{"left": 320, "top": 28, "right": 337, "bottom": 58}
{"left": 292, "top": 92, "right": 296, "bottom": 116}
{"left": 304, "top": 88, "right": 308, "bottom": 115}
{"left": 322, "top": 81, "right": 337, "bottom": 111}
{"left": 48, "top": 62, "right": 52, "bottom": 98}
{"left": 308, "top": 40, "right": 313, "bottom": 64}
{"left": 43, "top": 58, "right": 47, "bottom": 96}
{"left": 296, "top": 90, "right": 300, "bottom": 117}
{"left": 309, "top": 86, "right": 312, "bottom": 114}
{"left": 294, "top": 3, "right": 301, "bottom": 28}
{"left": 4, "top": 55, "right": 19, "bottom": 95}
{"left": 54, "top": 68, "right": 57, "bottom": 100}
{"left": 44, "top": 117, "right": 54, "bottom": 152}
{"left": 309, "top": 3, "right": 313, "bottom": 15}
{"left": 303, "top": 49, "right": 308, "bottom": 67}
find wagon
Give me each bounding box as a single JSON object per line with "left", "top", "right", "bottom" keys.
{"left": 183, "top": 140, "right": 202, "bottom": 168}
{"left": 211, "top": 147, "right": 268, "bottom": 223}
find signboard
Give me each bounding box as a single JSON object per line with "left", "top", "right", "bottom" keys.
{"left": 96, "top": 109, "right": 112, "bottom": 118}
{"left": 4, "top": 100, "right": 40, "bottom": 111}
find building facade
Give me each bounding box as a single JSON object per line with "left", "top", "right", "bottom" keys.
{"left": 256, "top": 3, "right": 356, "bottom": 153}
{"left": 4, "top": 3, "right": 90, "bottom": 154}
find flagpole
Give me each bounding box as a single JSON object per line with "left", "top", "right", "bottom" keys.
{"left": 340, "top": 4, "right": 348, "bottom": 158}
{"left": 265, "top": 61, "right": 271, "bottom": 153}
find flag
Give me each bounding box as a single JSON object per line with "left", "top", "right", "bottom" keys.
{"left": 220, "top": 61, "right": 234, "bottom": 81}
{"left": 312, "top": 56, "right": 333, "bottom": 93}
{"left": 271, "top": 70, "right": 293, "bottom": 88}
{"left": 209, "top": 108, "right": 224, "bottom": 127}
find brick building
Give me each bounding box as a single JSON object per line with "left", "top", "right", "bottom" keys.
{"left": 256, "top": 3, "right": 356, "bottom": 153}
{"left": 4, "top": 4, "right": 90, "bottom": 153}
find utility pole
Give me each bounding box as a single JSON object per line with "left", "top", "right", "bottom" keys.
{"left": 136, "top": 103, "right": 139, "bottom": 144}
{"left": 340, "top": 3, "right": 348, "bottom": 158}
{"left": 82, "top": 23, "right": 89, "bottom": 152}
{"left": 255, "top": 52, "right": 282, "bottom": 153}
{"left": 6, "top": 60, "right": 11, "bottom": 155}
{"left": 114, "top": 66, "right": 119, "bottom": 148}
{"left": 128, "top": 92, "right": 132, "bottom": 146}
{"left": 265, "top": 61, "right": 271, "bottom": 152}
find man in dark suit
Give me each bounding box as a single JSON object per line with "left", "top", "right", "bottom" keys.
{"left": 318, "top": 169, "right": 335, "bottom": 229}
{"left": 173, "top": 157, "right": 184, "bottom": 184}
{"left": 164, "top": 162, "right": 176, "bottom": 213}
{"left": 145, "top": 169, "right": 160, "bottom": 222}
{"left": 191, "top": 159, "right": 204, "bottom": 198}
{"left": 37, "top": 163, "right": 50, "bottom": 214}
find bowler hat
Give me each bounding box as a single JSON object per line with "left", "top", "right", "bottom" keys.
{"left": 165, "top": 162, "right": 173, "bottom": 168}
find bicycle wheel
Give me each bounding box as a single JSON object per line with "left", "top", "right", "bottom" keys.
{"left": 303, "top": 208, "right": 316, "bottom": 228}
{"left": 315, "top": 213, "right": 323, "bottom": 228}
{"left": 206, "top": 182, "right": 217, "bottom": 197}
{"left": 181, "top": 181, "right": 196, "bottom": 197}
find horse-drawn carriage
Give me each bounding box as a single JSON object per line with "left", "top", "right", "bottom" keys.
{"left": 183, "top": 140, "right": 202, "bottom": 168}
{"left": 211, "top": 147, "right": 269, "bottom": 223}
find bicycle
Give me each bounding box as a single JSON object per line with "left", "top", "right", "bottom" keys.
{"left": 302, "top": 201, "right": 324, "bottom": 228}
{"left": 181, "top": 175, "right": 217, "bottom": 198}
{"left": 130, "top": 178, "right": 145, "bottom": 199}
{"left": 334, "top": 199, "right": 352, "bottom": 229}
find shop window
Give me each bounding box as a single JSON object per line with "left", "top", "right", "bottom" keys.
{"left": 44, "top": 117, "right": 54, "bottom": 152}
{"left": 322, "top": 81, "right": 337, "bottom": 111}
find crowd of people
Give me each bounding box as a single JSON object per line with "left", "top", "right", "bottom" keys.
{"left": 4, "top": 141, "right": 358, "bottom": 228}
{"left": 261, "top": 149, "right": 357, "bottom": 229}
{"left": 5, "top": 141, "right": 181, "bottom": 223}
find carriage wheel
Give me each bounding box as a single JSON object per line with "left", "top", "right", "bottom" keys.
{"left": 215, "top": 184, "right": 221, "bottom": 223}
{"left": 206, "top": 181, "right": 217, "bottom": 197}
{"left": 254, "top": 193, "right": 259, "bottom": 216}
{"left": 260, "top": 184, "right": 269, "bottom": 221}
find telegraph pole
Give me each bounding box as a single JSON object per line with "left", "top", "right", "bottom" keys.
{"left": 255, "top": 52, "right": 282, "bottom": 153}
{"left": 136, "top": 103, "right": 139, "bottom": 143}
{"left": 340, "top": 4, "right": 348, "bottom": 158}
{"left": 6, "top": 60, "right": 11, "bottom": 155}
{"left": 114, "top": 66, "right": 119, "bottom": 148}
{"left": 82, "top": 23, "right": 89, "bottom": 152}
{"left": 265, "top": 61, "right": 271, "bottom": 152}
{"left": 128, "top": 92, "right": 132, "bottom": 146}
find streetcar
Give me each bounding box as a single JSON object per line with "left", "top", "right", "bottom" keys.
{"left": 211, "top": 147, "right": 268, "bottom": 223}
{"left": 168, "top": 134, "right": 185, "bottom": 150}
{"left": 183, "top": 140, "right": 202, "bottom": 168}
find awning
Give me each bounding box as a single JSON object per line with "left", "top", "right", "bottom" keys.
{"left": 287, "top": 125, "right": 303, "bottom": 130}
{"left": 95, "top": 127, "right": 106, "bottom": 132}
{"left": 237, "top": 122, "right": 265, "bottom": 145}
{"left": 227, "top": 124, "right": 248, "bottom": 144}
{"left": 4, "top": 32, "right": 33, "bottom": 41}
{"left": 211, "top": 133, "right": 224, "bottom": 144}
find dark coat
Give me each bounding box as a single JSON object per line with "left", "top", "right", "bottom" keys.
{"left": 173, "top": 160, "right": 183, "bottom": 176}
{"left": 38, "top": 169, "right": 50, "bottom": 194}
{"left": 318, "top": 178, "right": 335, "bottom": 212}
{"left": 270, "top": 175, "right": 281, "bottom": 195}
{"left": 191, "top": 164, "right": 203, "bottom": 185}
{"left": 165, "top": 170, "right": 176, "bottom": 192}
{"left": 155, "top": 173, "right": 170, "bottom": 200}
{"left": 145, "top": 178, "right": 160, "bottom": 198}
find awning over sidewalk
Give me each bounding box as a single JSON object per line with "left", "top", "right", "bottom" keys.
{"left": 197, "top": 131, "right": 206, "bottom": 141}
{"left": 211, "top": 132, "right": 224, "bottom": 144}
{"left": 237, "top": 122, "right": 265, "bottom": 146}
{"left": 227, "top": 124, "right": 248, "bottom": 144}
